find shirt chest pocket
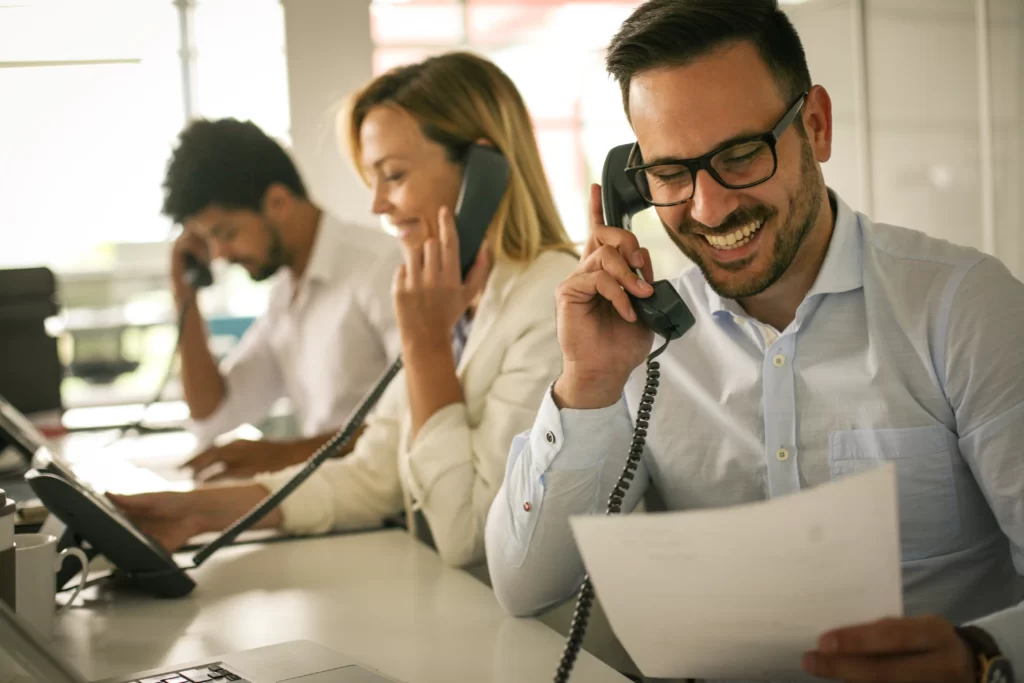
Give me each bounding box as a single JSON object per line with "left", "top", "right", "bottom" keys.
{"left": 828, "top": 425, "right": 960, "bottom": 562}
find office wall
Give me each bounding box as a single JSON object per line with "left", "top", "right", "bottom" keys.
{"left": 784, "top": 0, "right": 865, "bottom": 211}
{"left": 282, "top": 0, "right": 377, "bottom": 230}
{"left": 789, "top": 0, "right": 1022, "bottom": 279}
{"left": 865, "top": 0, "right": 1022, "bottom": 277}
{"left": 866, "top": 0, "right": 984, "bottom": 253}
{"left": 990, "top": 0, "right": 1023, "bottom": 276}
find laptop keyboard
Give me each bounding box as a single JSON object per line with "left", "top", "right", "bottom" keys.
{"left": 133, "top": 663, "right": 249, "bottom": 683}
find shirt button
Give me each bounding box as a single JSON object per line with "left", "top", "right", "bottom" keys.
{"left": 545, "top": 431, "right": 556, "bottom": 445}
{"left": 773, "top": 354, "right": 786, "bottom": 367}
{"left": 776, "top": 448, "right": 790, "bottom": 461}
{"left": 523, "top": 502, "right": 532, "bottom": 512}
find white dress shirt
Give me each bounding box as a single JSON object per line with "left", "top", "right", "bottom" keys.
{"left": 485, "top": 193, "right": 1024, "bottom": 677}
{"left": 189, "top": 214, "right": 403, "bottom": 446}
{"left": 254, "top": 250, "right": 578, "bottom": 568}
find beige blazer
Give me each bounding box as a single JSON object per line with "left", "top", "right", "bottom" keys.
{"left": 257, "top": 249, "right": 577, "bottom": 567}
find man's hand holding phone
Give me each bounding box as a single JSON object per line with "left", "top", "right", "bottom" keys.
{"left": 552, "top": 183, "right": 656, "bottom": 410}
{"left": 171, "top": 229, "right": 209, "bottom": 307}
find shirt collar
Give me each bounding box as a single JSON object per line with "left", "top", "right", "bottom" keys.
{"left": 805, "top": 191, "right": 863, "bottom": 298}
{"left": 271, "top": 212, "right": 340, "bottom": 312}
{"left": 705, "top": 189, "right": 863, "bottom": 317}
{"left": 302, "top": 211, "right": 341, "bottom": 285}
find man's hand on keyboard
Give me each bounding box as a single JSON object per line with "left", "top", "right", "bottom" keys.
{"left": 183, "top": 439, "right": 307, "bottom": 482}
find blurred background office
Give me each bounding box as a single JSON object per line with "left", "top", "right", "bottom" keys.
{"left": 0, "top": 0, "right": 1020, "bottom": 430}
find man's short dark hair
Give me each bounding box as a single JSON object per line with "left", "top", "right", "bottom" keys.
{"left": 161, "top": 118, "right": 307, "bottom": 224}
{"left": 606, "top": 0, "right": 812, "bottom": 115}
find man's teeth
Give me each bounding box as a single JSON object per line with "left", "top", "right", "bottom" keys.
{"left": 704, "top": 221, "right": 763, "bottom": 250}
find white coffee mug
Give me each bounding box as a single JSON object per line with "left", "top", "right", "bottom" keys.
{"left": 13, "top": 534, "right": 88, "bottom": 638}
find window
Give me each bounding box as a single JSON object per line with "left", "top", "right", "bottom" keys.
{"left": 0, "top": 1, "right": 184, "bottom": 269}
{"left": 0, "top": 0, "right": 291, "bottom": 407}
{"left": 370, "top": 1, "right": 638, "bottom": 240}
{"left": 192, "top": 0, "right": 291, "bottom": 143}
{"left": 0, "top": 0, "right": 291, "bottom": 271}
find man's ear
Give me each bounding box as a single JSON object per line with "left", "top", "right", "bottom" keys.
{"left": 261, "top": 182, "right": 294, "bottom": 219}
{"left": 803, "top": 85, "right": 833, "bottom": 164}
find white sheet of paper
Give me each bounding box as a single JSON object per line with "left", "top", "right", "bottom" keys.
{"left": 569, "top": 463, "right": 903, "bottom": 680}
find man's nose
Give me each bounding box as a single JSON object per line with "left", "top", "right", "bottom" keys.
{"left": 687, "top": 171, "right": 740, "bottom": 229}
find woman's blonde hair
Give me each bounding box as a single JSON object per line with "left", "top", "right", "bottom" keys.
{"left": 345, "top": 51, "right": 576, "bottom": 263}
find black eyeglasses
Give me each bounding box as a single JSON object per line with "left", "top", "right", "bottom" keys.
{"left": 625, "top": 92, "right": 808, "bottom": 207}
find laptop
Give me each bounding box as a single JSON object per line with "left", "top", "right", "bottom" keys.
{"left": 0, "top": 598, "right": 401, "bottom": 683}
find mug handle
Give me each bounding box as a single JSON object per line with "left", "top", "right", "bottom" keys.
{"left": 54, "top": 547, "right": 90, "bottom": 616}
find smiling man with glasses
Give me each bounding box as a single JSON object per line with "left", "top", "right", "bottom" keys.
{"left": 485, "top": 1, "right": 1024, "bottom": 682}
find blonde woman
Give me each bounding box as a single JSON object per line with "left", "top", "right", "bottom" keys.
{"left": 111, "top": 52, "right": 578, "bottom": 569}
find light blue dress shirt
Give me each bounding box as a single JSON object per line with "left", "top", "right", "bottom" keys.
{"left": 484, "top": 192, "right": 1024, "bottom": 679}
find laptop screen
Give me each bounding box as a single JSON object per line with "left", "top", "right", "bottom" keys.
{"left": 0, "top": 599, "right": 86, "bottom": 683}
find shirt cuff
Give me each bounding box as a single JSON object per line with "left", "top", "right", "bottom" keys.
{"left": 967, "top": 604, "right": 1024, "bottom": 680}
{"left": 529, "top": 384, "right": 630, "bottom": 473}
{"left": 187, "top": 401, "right": 236, "bottom": 450}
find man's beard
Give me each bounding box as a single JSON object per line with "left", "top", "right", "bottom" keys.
{"left": 663, "top": 139, "right": 822, "bottom": 300}
{"left": 251, "top": 220, "right": 288, "bottom": 281}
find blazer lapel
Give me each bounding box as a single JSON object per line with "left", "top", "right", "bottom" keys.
{"left": 456, "top": 259, "right": 523, "bottom": 379}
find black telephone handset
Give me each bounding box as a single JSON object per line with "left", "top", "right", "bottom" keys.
{"left": 553, "top": 145, "right": 697, "bottom": 683}
{"left": 600, "top": 143, "right": 694, "bottom": 341}
{"left": 455, "top": 144, "right": 510, "bottom": 278}
{"left": 182, "top": 252, "right": 213, "bottom": 290}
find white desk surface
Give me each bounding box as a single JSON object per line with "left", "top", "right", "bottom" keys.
{"left": 52, "top": 530, "right": 627, "bottom": 683}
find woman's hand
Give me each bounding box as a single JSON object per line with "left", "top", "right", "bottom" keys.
{"left": 393, "top": 205, "right": 491, "bottom": 353}
{"left": 107, "top": 490, "right": 215, "bottom": 552}
{"left": 108, "top": 483, "right": 282, "bottom": 552}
